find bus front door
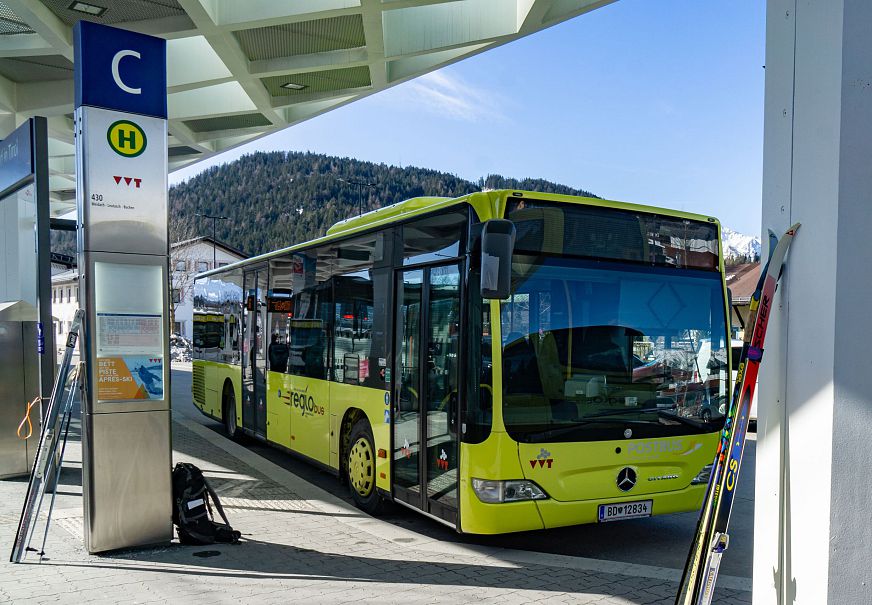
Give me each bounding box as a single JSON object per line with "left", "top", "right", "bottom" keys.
{"left": 392, "top": 264, "right": 461, "bottom": 525}
{"left": 242, "top": 267, "right": 268, "bottom": 438}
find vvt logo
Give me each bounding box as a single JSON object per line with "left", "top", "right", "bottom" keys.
{"left": 529, "top": 448, "right": 554, "bottom": 469}
{"left": 113, "top": 175, "right": 142, "bottom": 188}
{"left": 437, "top": 449, "right": 449, "bottom": 470}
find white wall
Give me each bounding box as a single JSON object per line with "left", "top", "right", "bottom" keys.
{"left": 756, "top": 1, "right": 872, "bottom": 603}
{"left": 49, "top": 275, "right": 80, "bottom": 356}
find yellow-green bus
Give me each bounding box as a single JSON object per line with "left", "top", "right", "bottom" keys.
{"left": 192, "top": 190, "right": 730, "bottom": 533}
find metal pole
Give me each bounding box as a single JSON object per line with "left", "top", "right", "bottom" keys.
{"left": 196, "top": 213, "right": 228, "bottom": 270}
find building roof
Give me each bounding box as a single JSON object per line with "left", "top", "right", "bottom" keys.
{"left": 172, "top": 236, "right": 247, "bottom": 260}
{"left": 725, "top": 262, "right": 760, "bottom": 304}
{"left": 51, "top": 268, "right": 77, "bottom": 284}
{"left": 0, "top": 1, "right": 616, "bottom": 219}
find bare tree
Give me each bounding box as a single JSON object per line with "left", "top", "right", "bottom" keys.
{"left": 168, "top": 214, "right": 199, "bottom": 335}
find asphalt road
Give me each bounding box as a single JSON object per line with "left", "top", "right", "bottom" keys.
{"left": 171, "top": 368, "right": 754, "bottom": 579}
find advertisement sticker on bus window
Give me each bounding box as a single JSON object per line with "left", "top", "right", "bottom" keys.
{"left": 384, "top": 368, "right": 391, "bottom": 383}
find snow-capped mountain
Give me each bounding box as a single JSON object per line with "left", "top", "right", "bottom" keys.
{"left": 722, "top": 227, "right": 761, "bottom": 261}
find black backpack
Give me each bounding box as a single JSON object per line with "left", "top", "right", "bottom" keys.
{"left": 171, "top": 462, "right": 241, "bottom": 545}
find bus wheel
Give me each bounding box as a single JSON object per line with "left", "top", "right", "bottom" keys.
{"left": 223, "top": 384, "right": 240, "bottom": 440}
{"left": 347, "top": 419, "right": 383, "bottom": 515}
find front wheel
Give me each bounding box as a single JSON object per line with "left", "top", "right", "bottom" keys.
{"left": 346, "top": 419, "right": 384, "bottom": 515}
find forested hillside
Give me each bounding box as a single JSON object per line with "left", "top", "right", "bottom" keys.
{"left": 167, "top": 151, "right": 598, "bottom": 257}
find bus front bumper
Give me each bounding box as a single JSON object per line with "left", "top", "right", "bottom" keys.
{"left": 460, "top": 483, "right": 706, "bottom": 534}
{"left": 536, "top": 483, "right": 707, "bottom": 530}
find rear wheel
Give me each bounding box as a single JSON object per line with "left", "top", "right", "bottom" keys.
{"left": 223, "top": 383, "right": 240, "bottom": 439}
{"left": 347, "top": 419, "right": 384, "bottom": 515}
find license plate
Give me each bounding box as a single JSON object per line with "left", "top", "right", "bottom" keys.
{"left": 598, "top": 500, "right": 653, "bottom": 522}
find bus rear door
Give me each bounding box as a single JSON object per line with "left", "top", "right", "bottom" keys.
{"left": 242, "top": 266, "right": 268, "bottom": 438}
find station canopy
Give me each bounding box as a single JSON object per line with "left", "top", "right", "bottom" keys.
{"left": 0, "top": 0, "right": 612, "bottom": 217}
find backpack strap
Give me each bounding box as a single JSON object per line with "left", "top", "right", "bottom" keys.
{"left": 202, "top": 476, "right": 232, "bottom": 528}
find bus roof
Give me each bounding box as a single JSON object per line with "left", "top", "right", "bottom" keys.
{"left": 196, "top": 189, "right": 720, "bottom": 279}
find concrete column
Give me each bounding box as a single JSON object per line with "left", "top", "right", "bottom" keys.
{"left": 756, "top": 1, "right": 872, "bottom": 603}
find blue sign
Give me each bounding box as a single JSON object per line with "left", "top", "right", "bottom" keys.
{"left": 0, "top": 121, "right": 32, "bottom": 191}
{"left": 74, "top": 21, "right": 166, "bottom": 119}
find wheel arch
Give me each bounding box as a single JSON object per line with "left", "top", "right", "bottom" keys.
{"left": 221, "top": 376, "right": 237, "bottom": 421}
{"left": 339, "top": 407, "right": 369, "bottom": 477}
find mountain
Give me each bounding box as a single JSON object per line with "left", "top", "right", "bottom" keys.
{"left": 56, "top": 149, "right": 760, "bottom": 266}
{"left": 166, "top": 151, "right": 597, "bottom": 257}
{"left": 721, "top": 227, "right": 761, "bottom": 263}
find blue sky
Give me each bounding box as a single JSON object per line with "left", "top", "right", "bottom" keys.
{"left": 171, "top": 0, "right": 766, "bottom": 235}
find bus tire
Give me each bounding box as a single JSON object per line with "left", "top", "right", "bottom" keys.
{"left": 223, "top": 382, "right": 240, "bottom": 440}
{"left": 346, "top": 419, "right": 383, "bottom": 515}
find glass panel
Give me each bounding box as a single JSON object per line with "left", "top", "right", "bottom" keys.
{"left": 402, "top": 210, "right": 467, "bottom": 265}
{"left": 505, "top": 200, "right": 719, "bottom": 270}
{"left": 463, "top": 267, "right": 493, "bottom": 444}
{"left": 254, "top": 270, "right": 268, "bottom": 434}
{"left": 266, "top": 250, "right": 331, "bottom": 379}
{"left": 192, "top": 273, "right": 243, "bottom": 365}
{"left": 426, "top": 265, "right": 460, "bottom": 507}
{"left": 501, "top": 255, "right": 728, "bottom": 443}
{"left": 393, "top": 269, "right": 423, "bottom": 493}
{"left": 0, "top": 184, "right": 36, "bottom": 305}
{"left": 333, "top": 272, "right": 374, "bottom": 385}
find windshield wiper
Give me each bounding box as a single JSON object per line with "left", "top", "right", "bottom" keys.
{"left": 523, "top": 406, "right": 708, "bottom": 441}
{"left": 587, "top": 406, "right": 708, "bottom": 430}
{"left": 652, "top": 409, "right": 708, "bottom": 430}
{"left": 524, "top": 418, "right": 657, "bottom": 442}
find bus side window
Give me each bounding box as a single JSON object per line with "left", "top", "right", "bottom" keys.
{"left": 333, "top": 273, "right": 375, "bottom": 385}
{"left": 284, "top": 248, "right": 331, "bottom": 380}
{"left": 464, "top": 269, "right": 493, "bottom": 444}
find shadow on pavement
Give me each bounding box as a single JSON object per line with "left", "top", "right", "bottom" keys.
{"left": 27, "top": 536, "right": 733, "bottom": 604}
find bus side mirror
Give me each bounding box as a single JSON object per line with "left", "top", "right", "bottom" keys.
{"left": 480, "top": 219, "right": 516, "bottom": 300}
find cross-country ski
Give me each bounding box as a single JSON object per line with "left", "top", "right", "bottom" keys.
{"left": 676, "top": 223, "right": 800, "bottom": 605}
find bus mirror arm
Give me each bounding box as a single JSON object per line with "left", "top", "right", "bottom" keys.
{"left": 480, "top": 219, "right": 516, "bottom": 300}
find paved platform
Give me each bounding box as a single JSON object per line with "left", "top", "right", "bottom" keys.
{"left": 0, "top": 369, "right": 752, "bottom": 604}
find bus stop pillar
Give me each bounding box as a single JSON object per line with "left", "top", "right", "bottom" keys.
{"left": 756, "top": 1, "right": 872, "bottom": 603}
{"left": 74, "top": 21, "right": 172, "bottom": 553}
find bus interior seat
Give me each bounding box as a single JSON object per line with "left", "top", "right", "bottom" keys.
{"left": 533, "top": 331, "right": 576, "bottom": 421}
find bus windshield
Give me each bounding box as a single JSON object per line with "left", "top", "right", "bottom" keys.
{"left": 500, "top": 255, "right": 728, "bottom": 443}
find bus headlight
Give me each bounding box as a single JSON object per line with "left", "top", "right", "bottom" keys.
{"left": 471, "top": 478, "right": 548, "bottom": 503}
{"left": 691, "top": 464, "right": 714, "bottom": 485}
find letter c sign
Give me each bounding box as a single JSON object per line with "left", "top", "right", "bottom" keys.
{"left": 74, "top": 20, "right": 167, "bottom": 118}
{"left": 112, "top": 50, "right": 141, "bottom": 95}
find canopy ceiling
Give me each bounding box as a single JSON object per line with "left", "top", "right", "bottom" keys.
{"left": 0, "top": 0, "right": 614, "bottom": 216}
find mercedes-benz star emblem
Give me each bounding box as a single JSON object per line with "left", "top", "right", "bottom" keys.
{"left": 617, "top": 467, "right": 637, "bottom": 492}
{"left": 623, "top": 428, "right": 633, "bottom": 439}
